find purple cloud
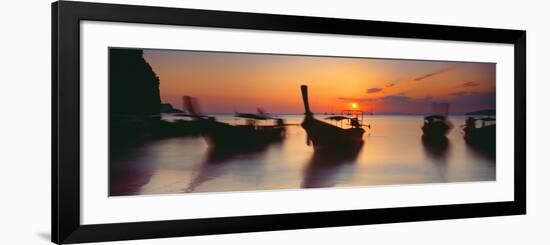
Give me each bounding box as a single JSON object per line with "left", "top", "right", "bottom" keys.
{"left": 449, "top": 91, "right": 474, "bottom": 97}
{"left": 462, "top": 81, "right": 480, "bottom": 87}
{"left": 380, "top": 95, "right": 411, "bottom": 103}
{"left": 367, "top": 87, "right": 383, "bottom": 93}
{"left": 448, "top": 92, "right": 496, "bottom": 113}
{"left": 415, "top": 66, "right": 454, "bottom": 81}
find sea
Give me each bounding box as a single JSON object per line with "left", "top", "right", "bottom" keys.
{"left": 109, "top": 114, "right": 495, "bottom": 196}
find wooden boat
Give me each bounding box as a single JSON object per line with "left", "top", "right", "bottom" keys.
{"left": 463, "top": 116, "right": 496, "bottom": 152}
{"left": 202, "top": 117, "right": 285, "bottom": 149}
{"left": 422, "top": 114, "right": 452, "bottom": 141}
{"left": 300, "top": 85, "right": 365, "bottom": 151}
{"left": 183, "top": 96, "right": 285, "bottom": 149}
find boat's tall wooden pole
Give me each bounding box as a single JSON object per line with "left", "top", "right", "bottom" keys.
{"left": 300, "top": 85, "right": 313, "bottom": 116}
{"left": 181, "top": 96, "right": 186, "bottom": 111}
{"left": 183, "top": 96, "right": 199, "bottom": 118}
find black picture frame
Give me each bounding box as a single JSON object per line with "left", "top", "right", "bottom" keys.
{"left": 52, "top": 1, "right": 526, "bottom": 244}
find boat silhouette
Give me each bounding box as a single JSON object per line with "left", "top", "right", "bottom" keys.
{"left": 421, "top": 102, "right": 453, "bottom": 143}
{"left": 299, "top": 85, "right": 366, "bottom": 151}
{"left": 422, "top": 114, "right": 452, "bottom": 142}
{"left": 463, "top": 116, "right": 496, "bottom": 154}
{"left": 183, "top": 96, "right": 285, "bottom": 150}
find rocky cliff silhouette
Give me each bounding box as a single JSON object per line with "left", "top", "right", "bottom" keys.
{"left": 109, "top": 48, "right": 160, "bottom": 116}
{"left": 109, "top": 48, "right": 161, "bottom": 155}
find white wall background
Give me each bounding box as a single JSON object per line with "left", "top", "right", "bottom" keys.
{"left": 0, "top": 0, "right": 547, "bottom": 244}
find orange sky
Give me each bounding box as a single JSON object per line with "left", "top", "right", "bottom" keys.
{"left": 143, "top": 49, "right": 495, "bottom": 114}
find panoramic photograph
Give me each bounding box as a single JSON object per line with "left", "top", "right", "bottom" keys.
{"left": 109, "top": 48, "right": 496, "bottom": 196}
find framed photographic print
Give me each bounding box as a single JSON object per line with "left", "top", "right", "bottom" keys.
{"left": 52, "top": 1, "right": 526, "bottom": 244}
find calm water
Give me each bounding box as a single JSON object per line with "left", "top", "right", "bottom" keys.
{"left": 109, "top": 115, "right": 495, "bottom": 196}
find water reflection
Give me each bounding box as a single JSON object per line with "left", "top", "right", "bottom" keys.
{"left": 109, "top": 142, "right": 158, "bottom": 196}
{"left": 109, "top": 115, "right": 496, "bottom": 196}
{"left": 421, "top": 136, "right": 449, "bottom": 159}
{"left": 421, "top": 136, "right": 450, "bottom": 182}
{"left": 302, "top": 143, "right": 363, "bottom": 188}
{"left": 464, "top": 142, "right": 496, "bottom": 162}
{"left": 184, "top": 143, "right": 279, "bottom": 193}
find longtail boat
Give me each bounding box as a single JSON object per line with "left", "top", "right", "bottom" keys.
{"left": 463, "top": 116, "right": 496, "bottom": 153}
{"left": 183, "top": 96, "right": 285, "bottom": 149}
{"left": 422, "top": 114, "right": 453, "bottom": 141}
{"left": 421, "top": 102, "right": 453, "bottom": 143}
{"left": 300, "top": 85, "right": 366, "bottom": 151}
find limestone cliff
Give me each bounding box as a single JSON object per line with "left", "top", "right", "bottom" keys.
{"left": 109, "top": 48, "right": 160, "bottom": 116}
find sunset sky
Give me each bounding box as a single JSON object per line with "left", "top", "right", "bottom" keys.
{"left": 143, "top": 49, "right": 496, "bottom": 115}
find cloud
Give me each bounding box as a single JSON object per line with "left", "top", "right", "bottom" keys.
{"left": 339, "top": 93, "right": 411, "bottom": 103}
{"left": 385, "top": 83, "right": 395, "bottom": 87}
{"left": 337, "top": 97, "right": 374, "bottom": 102}
{"left": 415, "top": 66, "right": 454, "bottom": 81}
{"left": 447, "top": 92, "right": 496, "bottom": 111}
{"left": 338, "top": 91, "right": 495, "bottom": 114}
{"left": 462, "top": 81, "right": 480, "bottom": 87}
{"left": 366, "top": 87, "right": 383, "bottom": 93}
{"left": 380, "top": 95, "right": 411, "bottom": 103}
{"left": 449, "top": 91, "right": 474, "bottom": 97}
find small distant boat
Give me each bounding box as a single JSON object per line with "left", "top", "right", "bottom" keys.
{"left": 422, "top": 114, "right": 453, "bottom": 140}
{"left": 183, "top": 96, "right": 285, "bottom": 149}
{"left": 235, "top": 108, "right": 278, "bottom": 121}
{"left": 300, "top": 85, "right": 366, "bottom": 151}
{"left": 463, "top": 116, "right": 496, "bottom": 152}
